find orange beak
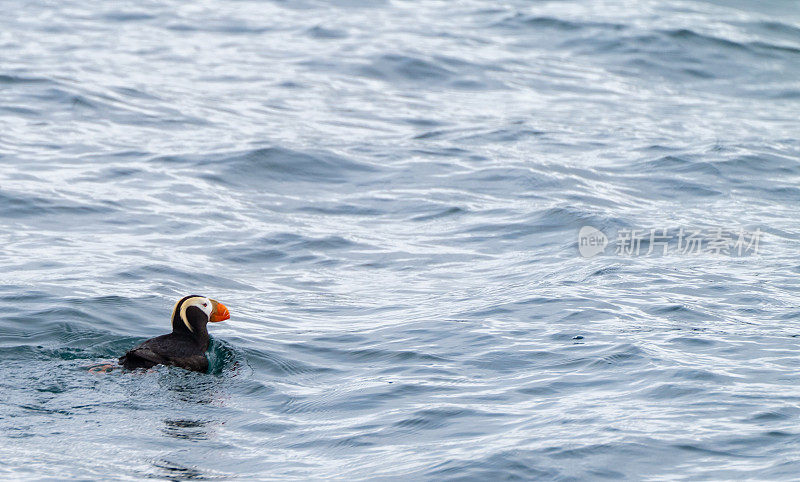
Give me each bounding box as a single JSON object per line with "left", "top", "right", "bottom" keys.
{"left": 209, "top": 300, "right": 230, "bottom": 322}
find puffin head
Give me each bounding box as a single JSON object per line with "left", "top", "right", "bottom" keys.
{"left": 170, "top": 295, "right": 230, "bottom": 341}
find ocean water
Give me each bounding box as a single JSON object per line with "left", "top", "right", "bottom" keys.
{"left": 1, "top": 0, "right": 799, "bottom": 479}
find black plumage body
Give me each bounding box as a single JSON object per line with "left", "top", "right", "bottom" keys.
{"left": 119, "top": 332, "right": 210, "bottom": 372}
{"left": 118, "top": 295, "right": 223, "bottom": 373}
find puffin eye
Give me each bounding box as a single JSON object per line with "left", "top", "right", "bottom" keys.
{"left": 202, "top": 303, "right": 208, "bottom": 307}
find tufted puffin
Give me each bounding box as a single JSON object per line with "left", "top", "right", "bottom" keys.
{"left": 118, "top": 295, "right": 230, "bottom": 373}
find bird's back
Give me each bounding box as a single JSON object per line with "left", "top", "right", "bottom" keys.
{"left": 119, "top": 333, "right": 209, "bottom": 372}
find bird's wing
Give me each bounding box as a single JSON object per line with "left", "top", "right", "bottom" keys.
{"left": 121, "top": 346, "right": 208, "bottom": 372}
{"left": 164, "top": 355, "right": 209, "bottom": 373}
{"left": 119, "top": 345, "right": 168, "bottom": 369}
{"left": 119, "top": 336, "right": 209, "bottom": 372}
{"left": 127, "top": 346, "right": 167, "bottom": 364}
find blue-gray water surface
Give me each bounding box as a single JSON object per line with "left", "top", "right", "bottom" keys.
{"left": 2, "top": 0, "right": 800, "bottom": 479}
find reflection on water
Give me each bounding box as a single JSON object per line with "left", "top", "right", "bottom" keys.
{"left": 161, "top": 419, "right": 212, "bottom": 442}
{"left": 151, "top": 458, "right": 213, "bottom": 481}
